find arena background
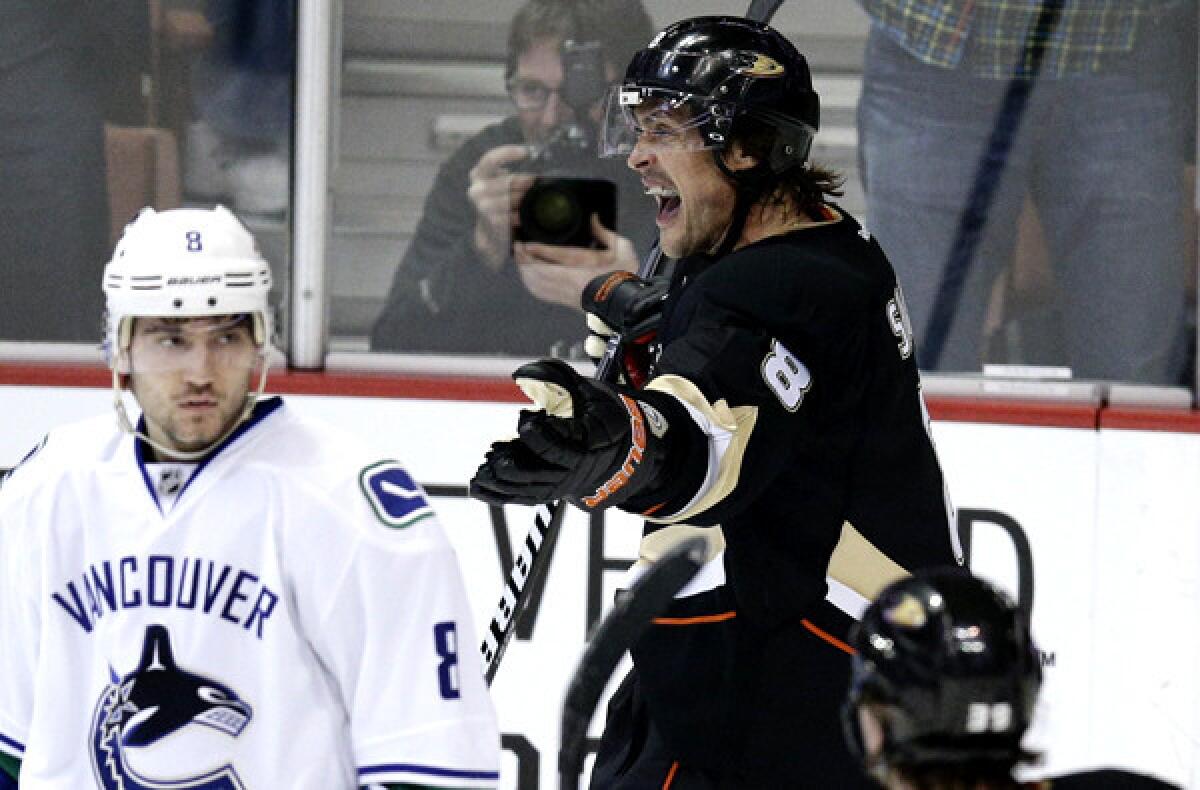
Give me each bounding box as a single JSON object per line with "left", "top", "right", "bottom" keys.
{"left": 0, "top": 1, "right": 1197, "bottom": 787}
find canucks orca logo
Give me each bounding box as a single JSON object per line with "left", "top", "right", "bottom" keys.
{"left": 90, "top": 624, "right": 253, "bottom": 789}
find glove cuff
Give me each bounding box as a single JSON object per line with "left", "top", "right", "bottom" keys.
{"left": 575, "top": 388, "right": 707, "bottom": 517}
{"left": 576, "top": 392, "right": 658, "bottom": 509}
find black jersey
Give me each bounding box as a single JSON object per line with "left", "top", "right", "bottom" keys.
{"left": 639, "top": 207, "right": 958, "bottom": 625}
{"left": 593, "top": 208, "right": 961, "bottom": 789}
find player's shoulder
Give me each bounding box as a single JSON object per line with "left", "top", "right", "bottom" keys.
{"left": 689, "top": 213, "right": 879, "bottom": 329}
{"left": 247, "top": 401, "right": 445, "bottom": 546}
{"left": 247, "top": 400, "right": 386, "bottom": 480}
{"left": 1, "top": 413, "right": 122, "bottom": 500}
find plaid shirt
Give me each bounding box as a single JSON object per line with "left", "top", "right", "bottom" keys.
{"left": 858, "top": 0, "right": 1177, "bottom": 77}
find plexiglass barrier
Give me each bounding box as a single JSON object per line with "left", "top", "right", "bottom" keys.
{"left": 1, "top": 0, "right": 1196, "bottom": 398}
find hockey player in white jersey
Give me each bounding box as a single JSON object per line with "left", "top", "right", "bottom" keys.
{"left": 0, "top": 206, "right": 499, "bottom": 789}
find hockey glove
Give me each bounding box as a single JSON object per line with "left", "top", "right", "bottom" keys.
{"left": 581, "top": 271, "right": 669, "bottom": 388}
{"left": 470, "top": 359, "right": 671, "bottom": 511}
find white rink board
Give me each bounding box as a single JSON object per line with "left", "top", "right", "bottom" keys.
{"left": 1, "top": 385, "right": 1197, "bottom": 789}
{"left": 931, "top": 420, "right": 1101, "bottom": 779}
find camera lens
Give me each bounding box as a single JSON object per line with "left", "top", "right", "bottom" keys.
{"left": 516, "top": 177, "right": 616, "bottom": 247}
{"left": 529, "top": 188, "right": 578, "bottom": 236}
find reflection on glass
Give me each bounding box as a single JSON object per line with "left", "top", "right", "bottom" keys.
{"left": 856, "top": 0, "right": 1197, "bottom": 386}
{"left": 337, "top": 0, "right": 1194, "bottom": 387}
{"left": 0, "top": 3, "right": 109, "bottom": 342}
{"left": 0, "top": 0, "right": 294, "bottom": 352}
{"left": 364, "top": 0, "right": 658, "bottom": 359}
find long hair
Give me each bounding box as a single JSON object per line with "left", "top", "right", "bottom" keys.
{"left": 729, "top": 114, "right": 844, "bottom": 217}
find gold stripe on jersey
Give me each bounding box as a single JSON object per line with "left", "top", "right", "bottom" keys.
{"left": 643, "top": 374, "right": 758, "bottom": 525}
{"left": 637, "top": 524, "right": 726, "bottom": 564}
{"left": 827, "top": 521, "right": 911, "bottom": 601}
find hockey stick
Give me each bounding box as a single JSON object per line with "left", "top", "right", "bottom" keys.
{"left": 745, "top": 0, "right": 785, "bottom": 24}
{"left": 558, "top": 536, "right": 709, "bottom": 790}
{"left": 920, "top": 1, "right": 1064, "bottom": 368}
{"left": 481, "top": 244, "right": 666, "bottom": 686}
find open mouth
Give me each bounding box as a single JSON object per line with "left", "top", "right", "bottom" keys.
{"left": 646, "top": 185, "right": 681, "bottom": 225}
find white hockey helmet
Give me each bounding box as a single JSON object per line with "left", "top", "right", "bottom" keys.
{"left": 103, "top": 205, "right": 274, "bottom": 366}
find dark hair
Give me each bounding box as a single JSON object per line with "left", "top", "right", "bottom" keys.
{"left": 506, "top": 0, "right": 655, "bottom": 80}
{"left": 730, "top": 115, "right": 844, "bottom": 216}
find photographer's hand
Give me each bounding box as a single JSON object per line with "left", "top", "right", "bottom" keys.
{"left": 513, "top": 215, "right": 638, "bottom": 309}
{"left": 467, "top": 144, "right": 537, "bottom": 271}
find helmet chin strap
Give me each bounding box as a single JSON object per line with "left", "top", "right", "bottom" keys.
{"left": 111, "top": 360, "right": 270, "bottom": 462}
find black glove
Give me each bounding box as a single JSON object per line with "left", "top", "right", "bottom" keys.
{"left": 581, "top": 271, "right": 670, "bottom": 389}
{"left": 470, "top": 358, "right": 670, "bottom": 510}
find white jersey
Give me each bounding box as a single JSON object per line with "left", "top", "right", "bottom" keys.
{"left": 0, "top": 398, "right": 499, "bottom": 789}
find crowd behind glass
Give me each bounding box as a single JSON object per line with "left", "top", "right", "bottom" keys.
{"left": 0, "top": 0, "right": 1195, "bottom": 390}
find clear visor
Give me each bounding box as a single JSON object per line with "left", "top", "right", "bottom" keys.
{"left": 599, "top": 85, "right": 724, "bottom": 158}
{"left": 118, "top": 315, "right": 263, "bottom": 374}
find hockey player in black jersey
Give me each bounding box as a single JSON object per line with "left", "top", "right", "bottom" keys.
{"left": 845, "top": 569, "right": 1181, "bottom": 790}
{"left": 471, "top": 16, "right": 960, "bottom": 788}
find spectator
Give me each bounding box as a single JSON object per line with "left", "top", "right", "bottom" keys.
{"left": 369, "top": 0, "right": 657, "bottom": 358}
{"left": 184, "top": 0, "right": 293, "bottom": 216}
{"left": 856, "top": 0, "right": 1194, "bottom": 383}
{"left": 845, "top": 568, "right": 1181, "bottom": 789}
{"left": 0, "top": 1, "right": 109, "bottom": 342}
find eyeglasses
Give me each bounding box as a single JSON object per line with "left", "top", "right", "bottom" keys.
{"left": 506, "top": 77, "right": 563, "bottom": 111}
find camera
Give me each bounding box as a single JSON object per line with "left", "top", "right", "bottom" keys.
{"left": 515, "top": 40, "right": 618, "bottom": 249}
{"left": 516, "top": 175, "right": 617, "bottom": 248}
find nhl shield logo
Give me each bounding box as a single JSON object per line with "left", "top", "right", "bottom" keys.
{"left": 90, "top": 624, "right": 252, "bottom": 789}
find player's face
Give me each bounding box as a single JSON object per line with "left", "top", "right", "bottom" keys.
{"left": 625, "top": 107, "right": 738, "bottom": 258}
{"left": 127, "top": 316, "right": 259, "bottom": 458}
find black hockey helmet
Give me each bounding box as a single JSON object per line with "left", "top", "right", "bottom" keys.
{"left": 599, "top": 15, "right": 819, "bottom": 174}
{"left": 843, "top": 569, "right": 1042, "bottom": 774}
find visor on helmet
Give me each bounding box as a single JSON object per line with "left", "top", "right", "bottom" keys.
{"left": 118, "top": 315, "right": 263, "bottom": 374}
{"left": 599, "top": 85, "right": 727, "bottom": 158}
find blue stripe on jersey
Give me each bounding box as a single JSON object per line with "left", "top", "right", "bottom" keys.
{"left": 134, "top": 442, "right": 163, "bottom": 512}
{"left": 0, "top": 732, "right": 25, "bottom": 756}
{"left": 134, "top": 397, "right": 285, "bottom": 511}
{"left": 358, "top": 764, "right": 500, "bottom": 781}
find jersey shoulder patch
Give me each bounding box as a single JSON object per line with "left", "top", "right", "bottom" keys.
{"left": 358, "top": 460, "right": 435, "bottom": 529}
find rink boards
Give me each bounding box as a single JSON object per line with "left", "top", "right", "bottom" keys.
{"left": 0, "top": 374, "right": 1196, "bottom": 789}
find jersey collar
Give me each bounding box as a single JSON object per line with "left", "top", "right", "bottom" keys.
{"left": 134, "top": 397, "right": 284, "bottom": 513}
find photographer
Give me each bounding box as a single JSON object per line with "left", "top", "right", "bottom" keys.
{"left": 369, "top": 0, "right": 656, "bottom": 357}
